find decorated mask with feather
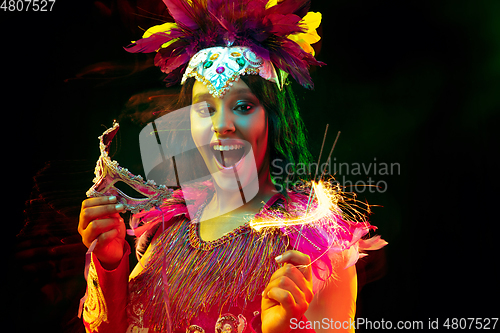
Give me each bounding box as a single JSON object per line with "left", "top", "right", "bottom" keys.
{"left": 125, "top": 0, "right": 325, "bottom": 97}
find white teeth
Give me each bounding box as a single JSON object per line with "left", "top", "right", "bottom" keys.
{"left": 213, "top": 144, "right": 243, "bottom": 151}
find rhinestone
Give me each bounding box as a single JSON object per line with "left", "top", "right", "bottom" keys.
{"left": 236, "top": 57, "right": 245, "bottom": 67}
{"left": 216, "top": 66, "right": 225, "bottom": 74}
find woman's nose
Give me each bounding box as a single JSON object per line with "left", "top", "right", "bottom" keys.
{"left": 211, "top": 107, "right": 235, "bottom": 135}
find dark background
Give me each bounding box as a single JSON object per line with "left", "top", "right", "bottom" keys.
{"left": 5, "top": 0, "right": 499, "bottom": 332}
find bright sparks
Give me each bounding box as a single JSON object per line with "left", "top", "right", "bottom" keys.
{"left": 250, "top": 181, "right": 342, "bottom": 231}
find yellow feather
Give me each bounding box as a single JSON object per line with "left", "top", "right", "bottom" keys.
{"left": 288, "top": 12, "right": 322, "bottom": 56}
{"left": 141, "top": 22, "right": 179, "bottom": 50}
{"left": 142, "top": 22, "right": 178, "bottom": 39}
{"left": 265, "top": 0, "right": 278, "bottom": 9}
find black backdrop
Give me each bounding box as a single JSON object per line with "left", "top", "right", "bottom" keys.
{"left": 5, "top": 0, "right": 499, "bottom": 332}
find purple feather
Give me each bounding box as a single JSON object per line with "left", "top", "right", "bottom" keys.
{"left": 271, "top": 38, "right": 321, "bottom": 88}
{"left": 162, "top": 0, "right": 199, "bottom": 29}
{"left": 267, "top": 0, "right": 311, "bottom": 18}
{"left": 264, "top": 13, "right": 303, "bottom": 35}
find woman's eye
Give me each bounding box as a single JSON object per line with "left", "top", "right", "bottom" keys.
{"left": 234, "top": 103, "right": 253, "bottom": 113}
{"left": 193, "top": 104, "right": 216, "bottom": 117}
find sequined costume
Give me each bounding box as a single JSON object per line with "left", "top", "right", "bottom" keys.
{"left": 80, "top": 121, "right": 386, "bottom": 332}
{"left": 82, "top": 187, "right": 385, "bottom": 333}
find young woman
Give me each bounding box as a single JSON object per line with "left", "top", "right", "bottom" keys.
{"left": 78, "top": 1, "right": 385, "bottom": 332}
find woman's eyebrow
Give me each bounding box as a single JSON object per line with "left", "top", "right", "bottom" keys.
{"left": 192, "top": 93, "right": 213, "bottom": 102}
{"left": 192, "top": 88, "right": 255, "bottom": 102}
{"left": 230, "top": 88, "right": 252, "bottom": 95}
{"left": 231, "top": 88, "right": 255, "bottom": 98}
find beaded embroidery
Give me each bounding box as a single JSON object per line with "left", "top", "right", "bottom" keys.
{"left": 215, "top": 313, "right": 247, "bottom": 333}
{"left": 181, "top": 46, "right": 274, "bottom": 98}
{"left": 186, "top": 325, "right": 206, "bottom": 333}
{"left": 188, "top": 203, "right": 253, "bottom": 251}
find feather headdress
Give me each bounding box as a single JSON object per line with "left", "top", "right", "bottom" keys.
{"left": 125, "top": 0, "right": 325, "bottom": 89}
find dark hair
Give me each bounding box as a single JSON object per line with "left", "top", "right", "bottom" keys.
{"left": 176, "top": 75, "right": 313, "bottom": 192}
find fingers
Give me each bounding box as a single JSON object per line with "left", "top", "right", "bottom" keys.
{"left": 96, "top": 228, "right": 119, "bottom": 248}
{"left": 78, "top": 196, "right": 125, "bottom": 232}
{"left": 269, "top": 263, "right": 314, "bottom": 302}
{"left": 81, "top": 216, "right": 123, "bottom": 247}
{"left": 262, "top": 250, "right": 314, "bottom": 309}
{"left": 264, "top": 274, "right": 307, "bottom": 313}
{"left": 267, "top": 287, "right": 297, "bottom": 314}
{"left": 82, "top": 195, "right": 117, "bottom": 209}
{"left": 78, "top": 196, "right": 126, "bottom": 248}
{"left": 265, "top": 263, "right": 314, "bottom": 305}
{"left": 275, "top": 250, "right": 313, "bottom": 281}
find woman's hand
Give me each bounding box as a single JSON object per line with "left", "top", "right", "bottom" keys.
{"left": 78, "top": 196, "right": 126, "bottom": 270}
{"left": 261, "top": 250, "right": 314, "bottom": 333}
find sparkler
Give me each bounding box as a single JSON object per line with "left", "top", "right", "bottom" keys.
{"left": 248, "top": 126, "right": 381, "bottom": 278}
{"left": 298, "top": 129, "right": 341, "bottom": 250}
{"left": 249, "top": 180, "right": 342, "bottom": 231}
{"left": 249, "top": 126, "right": 344, "bottom": 233}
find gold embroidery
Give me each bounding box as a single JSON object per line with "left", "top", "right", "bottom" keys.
{"left": 186, "top": 324, "right": 205, "bottom": 333}
{"left": 126, "top": 324, "right": 150, "bottom": 333}
{"left": 83, "top": 258, "right": 108, "bottom": 331}
{"left": 215, "top": 313, "right": 247, "bottom": 333}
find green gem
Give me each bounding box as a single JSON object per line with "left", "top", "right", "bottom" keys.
{"left": 236, "top": 58, "right": 245, "bottom": 68}
{"left": 203, "top": 60, "right": 213, "bottom": 69}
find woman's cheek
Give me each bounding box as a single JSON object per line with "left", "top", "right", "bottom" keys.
{"left": 253, "top": 110, "right": 269, "bottom": 166}
{"left": 190, "top": 116, "right": 211, "bottom": 147}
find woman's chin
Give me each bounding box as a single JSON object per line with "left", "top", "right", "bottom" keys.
{"left": 212, "top": 172, "right": 259, "bottom": 196}
{"left": 211, "top": 166, "right": 260, "bottom": 213}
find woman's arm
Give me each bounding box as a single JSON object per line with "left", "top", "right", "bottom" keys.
{"left": 305, "top": 255, "right": 357, "bottom": 333}
{"left": 78, "top": 196, "right": 130, "bottom": 333}
{"left": 82, "top": 243, "right": 131, "bottom": 333}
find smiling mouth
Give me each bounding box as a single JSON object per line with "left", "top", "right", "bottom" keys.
{"left": 212, "top": 144, "right": 245, "bottom": 168}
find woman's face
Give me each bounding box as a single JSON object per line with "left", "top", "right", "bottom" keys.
{"left": 190, "top": 78, "right": 269, "bottom": 192}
